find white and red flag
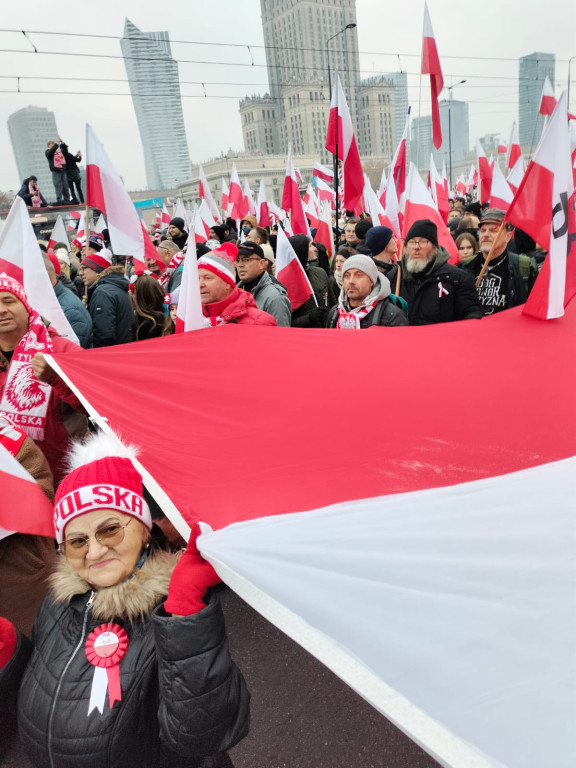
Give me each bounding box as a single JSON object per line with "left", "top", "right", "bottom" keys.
{"left": 539, "top": 76, "right": 557, "bottom": 116}
{"left": 476, "top": 140, "right": 493, "bottom": 204}
{"left": 220, "top": 178, "right": 230, "bottom": 217}
{"left": 403, "top": 163, "right": 459, "bottom": 264}
{"left": 67, "top": 210, "right": 81, "bottom": 231}
{"left": 377, "top": 167, "right": 387, "bottom": 208}
{"left": 86, "top": 124, "right": 160, "bottom": 272}
{"left": 466, "top": 164, "right": 478, "bottom": 192}
{"left": 429, "top": 154, "right": 450, "bottom": 223}
{"left": 281, "top": 143, "right": 308, "bottom": 235}
{"left": 506, "top": 121, "right": 522, "bottom": 171}
{"left": 506, "top": 154, "right": 526, "bottom": 195}
{"left": 197, "top": 165, "right": 220, "bottom": 222}
{"left": 172, "top": 199, "right": 190, "bottom": 233}
{"left": 275, "top": 223, "right": 314, "bottom": 310}
{"left": 94, "top": 213, "right": 107, "bottom": 235}
{"left": 304, "top": 186, "right": 319, "bottom": 230}
{"left": 314, "top": 201, "right": 334, "bottom": 264}
{"left": 385, "top": 167, "right": 402, "bottom": 238}
{"left": 497, "top": 142, "right": 507, "bottom": 155}
{"left": 325, "top": 70, "right": 364, "bottom": 212}
{"left": 312, "top": 162, "right": 334, "bottom": 185}
{"left": 193, "top": 200, "right": 216, "bottom": 244}
{"left": 421, "top": 3, "right": 444, "bottom": 149}
{"left": 506, "top": 92, "right": 576, "bottom": 320}
{"left": 315, "top": 177, "right": 335, "bottom": 207}
{"left": 160, "top": 204, "right": 170, "bottom": 229}
{"left": 489, "top": 163, "right": 514, "bottom": 212}
{"left": 363, "top": 174, "right": 396, "bottom": 235}
{"left": 257, "top": 178, "right": 270, "bottom": 228}
{"left": 391, "top": 112, "right": 410, "bottom": 197}
{"left": 242, "top": 180, "right": 257, "bottom": 218}
{"left": 228, "top": 164, "right": 245, "bottom": 221}
{"left": 175, "top": 225, "right": 206, "bottom": 333}
{"left": 47, "top": 215, "right": 68, "bottom": 251}
{"left": 0, "top": 197, "right": 78, "bottom": 343}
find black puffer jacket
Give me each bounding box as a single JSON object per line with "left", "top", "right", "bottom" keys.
{"left": 87, "top": 265, "right": 135, "bottom": 347}
{"left": 1, "top": 550, "right": 250, "bottom": 768}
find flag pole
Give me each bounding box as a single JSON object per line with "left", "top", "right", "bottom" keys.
{"left": 474, "top": 220, "right": 506, "bottom": 289}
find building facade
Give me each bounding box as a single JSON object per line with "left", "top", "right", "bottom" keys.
{"left": 120, "top": 18, "right": 192, "bottom": 190}
{"left": 518, "top": 52, "right": 555, "bottom": 149}
{"left": 8, "top": 106, "right": 59, "bottom": 200}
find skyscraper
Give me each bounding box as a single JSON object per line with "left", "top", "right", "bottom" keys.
{"left": 386, "top": 71, "right": 409, "bottom": 146}
{"left": 518, "top": 52, "right": 555, "bottom": 149}
{"left": 121, "top": 19, "right": 191, "bottom": 190}
{"left": 8, "top": 106, "right": 59, "bottom": 198}
{"left": 433, "top": 100, "right": 469, "bottom": 166}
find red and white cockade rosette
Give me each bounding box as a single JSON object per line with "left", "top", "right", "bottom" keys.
{"left": 85, "top": 623, "right": 129, "bottom": 715}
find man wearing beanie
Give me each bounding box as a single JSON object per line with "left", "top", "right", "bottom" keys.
{"left": 365, "top": 226, "right": 400, "bottom": 286}
{"left": 354, "top": 219, "right": 374, "bottom": 255}
{"left": 80, "top": 244, "right": 135, "bottom": 347}
{"left": 396, "top": 219, "right": 483, "bottom": 325}
{"left": 168, "top": 217, "right": 188, "bottom": 250}
{"left": 198, "top": 251, "right": 276, "bottom": 326}
{"left": 326, "top": 254, "right": 408, "bottom": 329}
{"left": 458, "top": 208, "right": 538, "bottom": 315}
{"left": 236, "top": 241, "right": 291, "bottom": 326}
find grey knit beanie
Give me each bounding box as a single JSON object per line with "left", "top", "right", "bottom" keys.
{"left": 341, "top": 254, "right": 379, "bottom": 285}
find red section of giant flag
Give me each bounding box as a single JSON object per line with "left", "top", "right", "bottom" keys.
{"left": 421, "top": 4, "right": 444, "bottom": 150}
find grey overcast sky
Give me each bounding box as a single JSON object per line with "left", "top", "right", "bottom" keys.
{"left": 1, "top": 0, "right": 574, "bottom": 191}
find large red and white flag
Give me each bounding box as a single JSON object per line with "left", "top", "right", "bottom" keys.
{"left": 506, "top": 154, "right": 526, "bottom": 195}
{"left": 47, "top": 215, "right": 68, "bottom": 251}
{"left": 476, "top": 140, "right": 493, "bottom": 204}
{"left": 506, "top": 121, "right": 522, "bottom": 171}
{"left": 421, "top": 3, "right": 444, "bottom": 149}
{"left": 314, "top": 201, "right": 334, "bottom": 264}
{"left": 403, "top": 163, "right": 459, "bottom": 263}
{"left": 228, "top": 164, "right": 245, "bottom": 221}
{"left": 281, "top": 143, "right": 308, "bottom": 235}
{"left": 429, "top": 154, "right": 450, "bottom": 223}
{"left": 275, "top": 223, "right": 314, "bottom": 310}
{"left": 539, "top": 76, "right": 557, "bottom": 116}
{"left": 391, "top": 111, "right": 410, "bottom": 197}
{"left": 86, "top": 124, "right": 159, "bottom": 272}
{"left": 489, "top": 163, "right": 514, "bottom": 211}
{"left": 325, "top": 71, "right": 364, "bottom": 212}
{"left": 257, "top": 178, "right": 270, "bottom": 228}
{"left": 312, "top": 162, "right": 334, "bottom": 185}
{"left": 506, "top": 92, "right": 576, "bottom": 320}
{"left": 0, "top": 197, "right": 78, "bottom": 343}
{"left": 198, "top": 165, "right": 220, "bottom": 221}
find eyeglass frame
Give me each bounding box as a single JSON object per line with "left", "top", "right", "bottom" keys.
{"left": 236, "top": 255, "right": 266, "bottom": 264}
{"left": 406, "top": 239, "right": 431, "bottom": 248}
{"left": 59, "top": 517, "right": 133, "bottom": 558}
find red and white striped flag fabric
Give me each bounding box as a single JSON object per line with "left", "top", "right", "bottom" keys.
{"left": 304, "top": 186, "right": 319, "bottom": 230}
{"left": 0, "top": 197, "right": 78, "bottom": 343}
{"left": 377, "top": 166, "right": 387, "bottom": 208}
{"left": 193, "top": 200, "right": 216, "bottom": 244}
{"left": 198, "top": 165, "right": 220, "bottom": 221}
{"left": 220, "top": 178, "right": 230, "bottom": 217}
{"left": 489, "top": 163, "right": 514, "bottom": 212}
{"left": 385, "top": 167, "right": 402, "bottom": 238}
{"left": 429, "top": 154, "right": 450, "bottom": 223}
{"left": 506, "top": 121, "right": 522, "bottom": 171}
{"left": 257, "top": 178, "right": 270, "bottom": 228}
{"left": 466, "top": 164, "right": 478, "bottom": 191}
{"left": 275, "top": 223, "right": 314, "bottom": 310}
{"left": 243, "top": 179, "right": 257, "bottom": 218}
{"left": 476, "top": 140, "right": 494, "bottom": 204}
{"left": 325, "top": 70, "right": 364, "bottom": 212}
{"left": 228, "top": 164, "right": 245, "bottom": 221}
{"left": 315, "top": 177, "right": 335, "bottom": 206}
{"left": 506, "top": 154, "right": 526, "bottom": 194}
{"left": 161, "top": 204, "right": 171, "bottom": 228}
{"left": 391, "top": 112, "right": 410, "bottom": 197}
{"left": 86, "top": 123, "right": 156, "bottom": 272}
{"left": 175, "top": 225, "right": 206, "bottom": 333}
{"left": 95, "top": 213, "right": 107, "bottom": 235}
{"left": 312, "top": 162, "right": 334, "bottom": 185}
{"left": 507, "top": 92, "right": 576, "bottom": 320}
{"left": 363, "top": 174, "right": 396, "bottom": 235}
{"left": 47, "top": 214, "right": 68, "bottom": 251}
{"left": 539, "top": 76, "right": 557, "bottom": 116}
{"left": 403, "top": 163, "right": 459, "bottom": 264}
{"left": 295, "top": 167, "right": 304, "bottom": 185}
{"left": 314, "top": 201, "right": 333, "bottom": 264}
{"left": 281, "top": 143, "right": 308, "bottom": 235}
{"left": 421, "top": 3, "right": 444, "bottom": 150}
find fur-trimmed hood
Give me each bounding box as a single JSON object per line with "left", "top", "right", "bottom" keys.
{"left": 94, "top": 264, "right": 127, "bottom": 282}
{"left": 50, "top": 549, "right": 179, "bottom": 622}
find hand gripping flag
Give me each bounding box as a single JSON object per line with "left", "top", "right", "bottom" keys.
{"left": 421, "top": 3, "right": 444, "bottom": 149}
{"left": 325, "top": 71, "right": 364, "bottom": 212}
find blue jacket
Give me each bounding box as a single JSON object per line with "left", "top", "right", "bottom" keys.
{"left": 54, "top": 279, "right": 93, "bottom": 348}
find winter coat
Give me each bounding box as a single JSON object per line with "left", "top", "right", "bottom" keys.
{"left": 64, "top": 148, "right": 82, "bottom": 180}
{"left": 0, "top": 550, "right": 250, "bottom": 768}
{"left": 87, "top": 265, "right": 135, "bottom": 347}
{"left": 202, "top": 287, "right": 277, "bottom": 326}
{"left": 17, "top": 179, "right": 48, "bottom": 207}
{"left": 457, "top": 249, "right": 537, "bottom": 313}
{"left": 326, "top": 273, "right": 408, "bottom": 328}
{"left": 238, "top": 271, "right": 292, "bottom": 327}
{"left": 0, "top": 329, "right": 88, "bottom": 484}
{"left": 291, "top": 264, "right": 335, "bottom": 328}
{"left": 397, "top": 246, "right": 483, "bottom": 326}
{"left": 45, "top": 142, "right": 68, "bottom": 173}
{"left": 54, "top": 279, "right": 93, "bottom": 348}
{"left": 57, "top": 272, "right": 80, "bottom": 297}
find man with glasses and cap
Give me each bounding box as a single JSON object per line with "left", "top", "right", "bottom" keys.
{"left": 236, "top": 242, "right": 291, "bottom": 326}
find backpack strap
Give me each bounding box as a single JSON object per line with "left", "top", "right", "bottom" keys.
{"left": 388, "top": 293, "right": 409, "bottom": 319}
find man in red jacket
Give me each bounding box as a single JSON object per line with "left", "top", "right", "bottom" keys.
{"left": 198, "top": 251, "right": 276, "bottom": 327}
{"left": 0, "top": 274, "right": 88, "bottom": 484}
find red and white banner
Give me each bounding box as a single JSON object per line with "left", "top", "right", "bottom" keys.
{"left": 175, "top": 224, "right": 205, "bottom": 333}
{"left": 325, "top": 70, "right": 364, "bottom": 212}
{"left": 421, "top": 3, "right": 444, "bottom": 150}
{"left": 506, "top": 92, "right": 576, "bottom": 320}
{"left": 275, "top": 223, "right": 314, "bottom": 310}
{"left": 281, "top": 143, "right": 308, "bottom": 235}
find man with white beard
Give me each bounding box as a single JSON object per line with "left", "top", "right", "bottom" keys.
{"left": 397, "top": 220, "right": 483, "bottom": 326}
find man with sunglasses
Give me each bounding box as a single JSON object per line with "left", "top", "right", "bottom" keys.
{"left": 236, "top": 242, "right": 292, "bottom": 327}
{"left": 396, "top": 220, "right": 483, "bottom": 325}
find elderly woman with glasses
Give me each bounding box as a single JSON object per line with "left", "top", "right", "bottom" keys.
{"left": 0, "top": 431, "right": 250, "bottom": 768}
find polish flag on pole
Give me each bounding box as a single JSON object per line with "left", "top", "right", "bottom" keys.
{"left": 275, "top": 223, "right": 314, "bottom": 310}
{"left": 506, "top": 121, "right": 522, "bottom": 171}
{"left": 421, "top": 3, "right": 444, "bottom": 150}
{"left": 312, "top": 162, "right": 334, "bottom": 185}
{"left": 363, "top": 174, "right": 396, "bottom": 234}
{"left": 161, "top": 204, "right": 171, "bottom": 228}
{"left": 325, "top": 70, "right": 364, "bottom": 212}
{"left": 506, "top": 92, "right": 576, "bottom": 320}
{"left": 173, "top": 199, "right": 190, "bottom": 233}
{"left": 429, "top": 154, "right": 450, "bottom": 223}
{"left": 257, "top": 178, "right": 270, "bottom": 228}
{"left": 403, "top": 163, "right": 460, "bottom": 264}
{"left": 0, "top": 198, "right": 78, "bottom": 343}
{"left": 228, "top": 164, "right": 244, "bottom": 221}
{"left": 315, "top": 177, "right": 335, "bottom": 206}
{"left": 86, "top": 124, "right": 158, "bottom": 272}
{"left": 295, "top": 168, "right": 304, "bottom": 185}
{"left": 489, "top": 163, "right": 514, "bottom": 212}
{"left": 175, "top": 224, "right": 206, "bottom": 333}
{"left": 94, "top": 213, "right": 107, "bottom": 235}
{"left": 194, "top": 200, "right": 216, "bottom": 243}
{"left": 220, "top": 179, "right": 230, "bottom": 218}
{"left": 47, "top": 215, "right": 68, "bottom": 251}
{"left": 391, "top": 111, "right": 410, "bottom": 197}
{"left": 314, "top": 201, "right": 334, "bottom": 264}
{"left": 476, "top": 140, "right": 493, "bottom": 204}
{"left": 466, "top": 164, "right": 478, "bottom": 191}
{"left": 0, "top": 438, "right": 54, "bottom": 540}
{"left": 198, "top": 165, "right": 220, "bottom": 221}
{"left": 304, "top": 186, "right": 319, "bottom": 230}
{"left": 506, "top": 154, "right": 526, "bottom": 195}
{"left": 539, "top": 76, "right": 557, "bottom": 116}
{"left": 385, "top": 167, "right": 402, "bottom": 238}
{"left": 497, "top": 143, "right": 507, "bottom": 154}
{"left": 377, "top": 166, "right": 387, "bottom": 208}
{"left": 243, "top": 180, "right": 257, "bottom": 217}
{"left": 282, "top": 143, "right": 309, "bottom": 235}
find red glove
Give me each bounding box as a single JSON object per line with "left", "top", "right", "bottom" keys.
{"left": 164, "top": 523, "right": 221, "bottom": 616}
{"left": 0, "top": 617, "right": 17, "bottom": 669}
